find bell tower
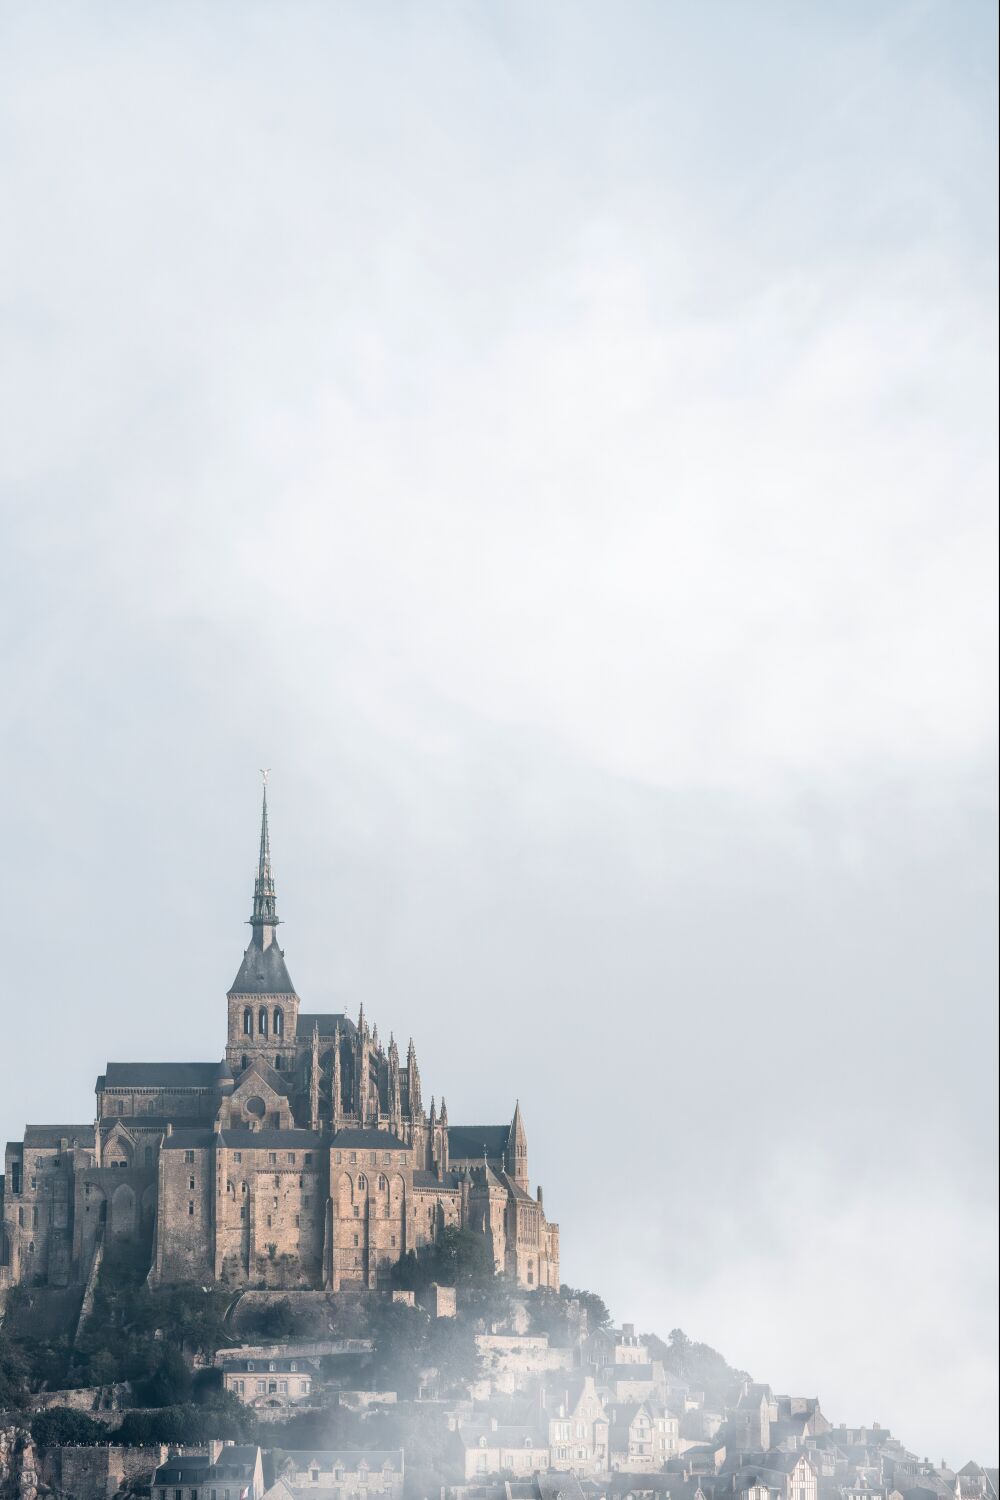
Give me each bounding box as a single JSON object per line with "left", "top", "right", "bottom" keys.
{"left": 226, "top": 773, "right": 300, "bottom": 1071}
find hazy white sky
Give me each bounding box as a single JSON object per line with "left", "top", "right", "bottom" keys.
{"left": 1, "top": 0, "right": 997, "bottom": 1464}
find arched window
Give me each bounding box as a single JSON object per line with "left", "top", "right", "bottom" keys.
{"left": 273, "top": 1007, "right": 283, "bottom": 1036}
{"left": 357, "top": 1174, "right": 367, "bottom": 1191}
{"left": 241, "top": 1055, "right": 249, "bottom": 1071}
{"left": 258, "top": 1007, "right": 268, "bottom": 1037}
{"left": 378, "top": 1174, "right": 388, "bottom": 1191}
{"left": 243, "top": 1008, "right": 253, "bottom": 1036}
{"left": 274, "top": 1055, "right": 283, "bottom": 1070}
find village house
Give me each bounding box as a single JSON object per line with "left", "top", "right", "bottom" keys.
{"left": 153, "top": 1445, "right": 265, "bottom": 1500}
{"left": 542, "top": 1374, "right": 610, "bottom": 1476}
{"left": 457, "top": 1418, "right": 549, "bottom": 1481}
{"left": 267, "top": 1451, "right": 404, "bottom": 1500}
{"left": 608, "top": 1402, "right": 681, "bottom": 1471}
{"left": 221, "top": 1355, "right": 317, "bottom": 1410}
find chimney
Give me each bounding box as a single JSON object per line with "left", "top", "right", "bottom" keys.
{"left": 208, "top": 1440, "right": 223, "bottom": 1464}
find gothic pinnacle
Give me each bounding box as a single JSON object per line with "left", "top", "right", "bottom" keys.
{"left": 249, "top": 770, "right": 279, "bottom": 937}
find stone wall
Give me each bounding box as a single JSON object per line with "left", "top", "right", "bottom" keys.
{"left": 28, "top": 1387, "right": 128, "bottom": 1424}
{"left": 58, "top": 1446, "right": 167, "bottom": 1500}
{"left": 214, "top": 1337, "right": 372, "bottom": 1367}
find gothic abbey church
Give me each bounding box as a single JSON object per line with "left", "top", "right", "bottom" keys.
{"left": 0, "top": 789, "right": 559, "bottom": 1294}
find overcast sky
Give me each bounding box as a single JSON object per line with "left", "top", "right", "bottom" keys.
{"left": 1, "top": 0, "right": 997, "bottom": 1465}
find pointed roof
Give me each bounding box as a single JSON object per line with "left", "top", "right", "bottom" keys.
{"left": 230, "top": 776, "right": 297, "bottom": 995}
{"left": 230, "top": 936, "right": 296, "bottom": 995}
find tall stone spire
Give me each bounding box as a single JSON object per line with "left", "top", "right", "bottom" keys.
{"left": 309, "top": 1023, "right": 320, "bottom": 1130}
{"left": 407, "top": 1037, "right": 422, "bottom": 1117}
{"left": 388, "top": 1034, "right": 401, "bottom": 1135}
{"left": 250, "top": 772, "right": 279, "bottom": 945}
{"left": 331, "top": 1024, "right": 342, "bottom": 1128}
{"left": 510, "top": 1100, "right": 529, "bottom": 1189}
{"left": 229, "top": 773, "right": 296, "bottom": 998}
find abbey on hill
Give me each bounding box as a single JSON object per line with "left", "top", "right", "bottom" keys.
{"left": 0, "top": 786, "right": 559, "bottom": 1294}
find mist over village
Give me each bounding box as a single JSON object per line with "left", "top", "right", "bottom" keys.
{"left": 0, "top": 4, "right": 996, "bottom": 1500}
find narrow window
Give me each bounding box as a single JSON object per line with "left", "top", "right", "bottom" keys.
{"left": 258, "top": 1007, "right": 268, "bottom": 1036}
{"left": 243, "top": 1008, "right": 252, "bottom": 1036}
{"left": 273, "top": 1007, "right": 283, "bottom": 1036}
{"left": 188, "top": 1201, "right": 194, "bottom": 1216}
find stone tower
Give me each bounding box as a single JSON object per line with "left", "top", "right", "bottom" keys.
{"left": 225, "top": 776, "right": 300, "bottom": 1070}
{"left": 509, "top": 1099, "right": 529, "bottom": 1190}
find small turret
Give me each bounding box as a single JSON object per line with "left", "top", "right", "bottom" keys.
{"left": 309, "top": 1023, "right": 320, "bottom": 1130}
{"left": 331, "top": 1024, "right": 342, "bottom": 1128}
{"left": 439, "top": 1096, "right": 449, "bottom": 1173}
{"left": 407, "top": 1037, "right": 422, "bottom": 1117}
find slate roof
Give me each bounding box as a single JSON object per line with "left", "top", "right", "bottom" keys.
{"left": 458, "top": 1418, "right": 547, "bottom": 1450}
{"left": 448, "top": 1124, "right": 511, "bottom": 1161}
{"left": 100, "top": 1062, "right": 230, "bottom": 1088}
{"left": 412, "top": 1169, "right": 461, "bottom": 1190}
{"left": 98, "top": 1117, "right": 184, "bottom": 1132}
{"left": 153, "top": 1448, "right": 260, "bottom": 1485}
{"left": 161, "top": 1127, "right": 324, "bottom": 1151}
{"left": 23, "top": 1125, "right": 93, "bottom": 1148}
{"left": 219, "top": 1129, "right": 324, "bottom": 1149}
{"left": 229, "top": 937, "right": 297, "bottom": 996}
{"left": 538, "top": 1478, "right": 587, "bottom": 1500}
{"left": 278, "top": 1451, "right": 403, "bottom": 1470}
{"left": 332, "top": 1128, "right": 408, "bottom": 1149}
{"left": 223, "top": 1356, "right": 317, "bottom": 1373}
{"left": 499, "top": 1169, "right": 536, "bottom": 1202}
{"left": 160, "top": 1128, "right": 216, "bottom": 1150}
{"left": 299, "top": 1012, "right": 356, "bottom": 1037}
{"left": 233, "top": 1057, "right": 292, "bottom": 1095}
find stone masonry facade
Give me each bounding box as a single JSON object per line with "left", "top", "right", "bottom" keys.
{"left": 0, "top": 787, "right": 559, "bottom": 1296}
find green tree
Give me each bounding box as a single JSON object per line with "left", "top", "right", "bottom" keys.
{"left": 138, "top": 1345, "right": 193, "bottom": 1407}
{"left": 30, "top": 1408, "right": 107, "bottom": 1448}
{"left": 560, "top": 1285, "right": 611, "bottom": 1329}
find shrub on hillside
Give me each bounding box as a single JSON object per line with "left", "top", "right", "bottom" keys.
{"left": 30, "top": 1407, "right": 107, "bottom": 1448}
